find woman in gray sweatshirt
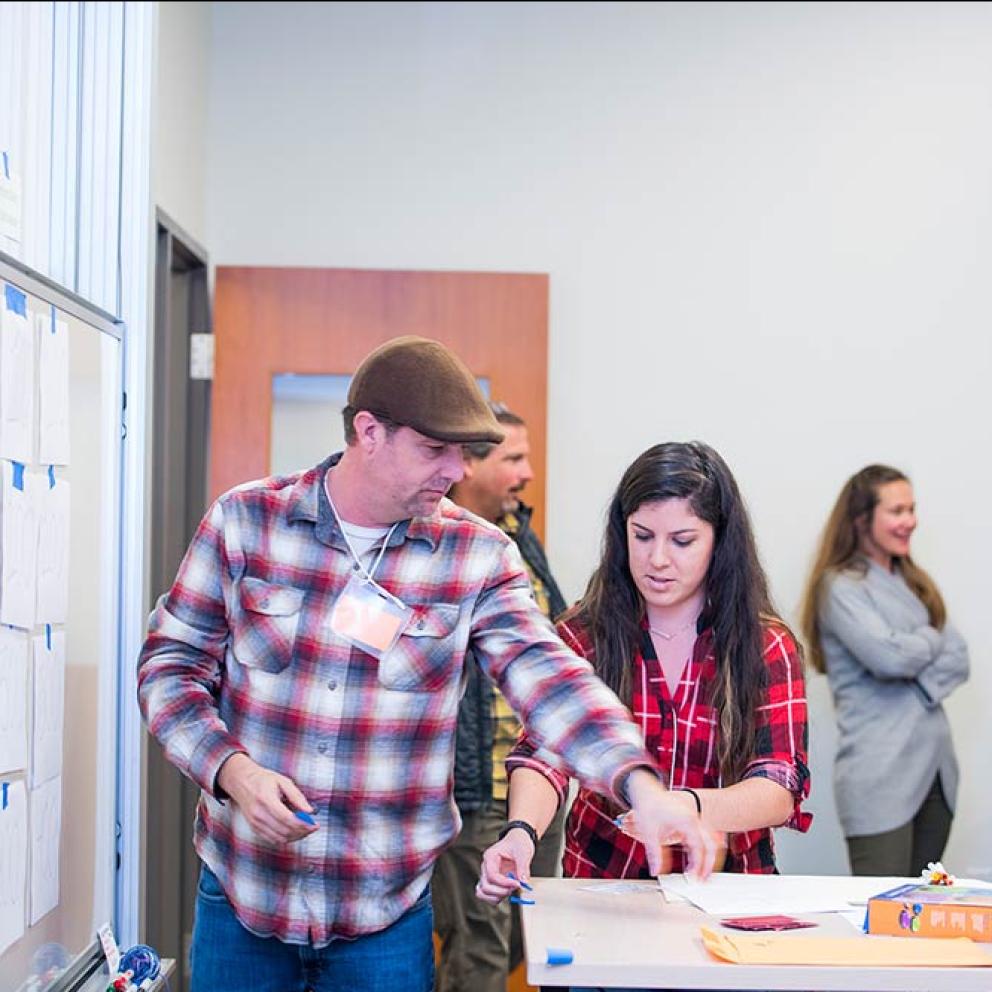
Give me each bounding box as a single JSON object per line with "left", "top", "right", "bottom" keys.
{"left": 801, "top": 464, "right": 969, "bottom": 877}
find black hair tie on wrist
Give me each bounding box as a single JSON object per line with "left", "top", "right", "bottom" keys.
{"left": 680, "top": 787, "right": 703, "bottom": 815}
{"left": 498, "top": 819, "right": 539, "bottom": 853}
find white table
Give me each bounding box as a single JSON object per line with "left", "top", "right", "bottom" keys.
{"left": 520, "top": 878, "right": 992, "bottom": 990}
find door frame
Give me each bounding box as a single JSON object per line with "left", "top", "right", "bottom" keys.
{"left": 144, "top": 208, "right": 211, "bottom": 992}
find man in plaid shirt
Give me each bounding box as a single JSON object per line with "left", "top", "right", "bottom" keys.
{"left": 138, "top": 337, "right": 717, "bottom": 992}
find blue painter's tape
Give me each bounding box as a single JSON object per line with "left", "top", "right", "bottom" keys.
{"left": 12, "top": 462, "right": 25, "bottom": 491}
{"left": 4, "top": 284, "right": 26, "bottom": 317}
{"left": 2, "top": 151, "right": 8, "bottom": 180}
{"left": 1, "top": 782, "right": 8, "bottom": 810}
{"left": 546, "top": 948, "right": 573, "bottom": 966}
{"left": 48, "top": 466, "right": 55, "bottom": 488}
{"left": 46, "top": 624, "right": 52, "bottom": 650}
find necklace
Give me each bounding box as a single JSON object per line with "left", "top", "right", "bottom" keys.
{"left": 648, "top": 616, "right": 699, "bottom": 641}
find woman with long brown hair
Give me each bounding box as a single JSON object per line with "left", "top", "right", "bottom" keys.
{"left": 801, "top": 464, "right": 969, "bottom": 876}
{"left": 475, "top": 442, "right": 811, "bottom": 901}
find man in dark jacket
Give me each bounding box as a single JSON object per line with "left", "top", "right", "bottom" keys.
{"left": 433, "top": 402, "right": 568, "bottom": 992}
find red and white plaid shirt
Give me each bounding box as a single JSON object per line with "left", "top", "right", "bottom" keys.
{"left": 508, "top": 618, "right": 812, "bottom": 877}
{"left": 137, "top": 456, "right": 653, "bottom": 944}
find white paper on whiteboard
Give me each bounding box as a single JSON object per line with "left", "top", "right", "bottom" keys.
{"left": 37, "top": 313, "right": 70, "bottom": 466}
{"left": 0, "top": 628, "right": 28, "bottom": 774}
{"left": 0, "top": 779, "right": 27, "bottom": 955}
{"left": 35, "top": 478, "right": 70, "bottom": 624}
{"left": 30, "top": 631, "right": 64, "bottom": 788}
{"left": 0, "top": 289, "right": 35, "bottom": 463}
{"left": 29, "top": 775, "right": 61, "bottom": 924}
{"left": 1, "top": 462, "right": 39, "bottom": 630}
{"left": 0, "top": 167, "right": 22, "bottom": 244}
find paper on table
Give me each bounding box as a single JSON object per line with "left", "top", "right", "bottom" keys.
{"left": 0, "top": 779, "right": 27, "bottom": 955}
{"left": 29, "top": 775, "right": 61, "bottom": 924}
{"left": 662, "top": 874, "right": 921, "bottom": 916}
{"left": 37, "top": 311, "right": 70, "bottom": 466}
{"left": 0, "top": 286, "right": 35, "bottom": 463}
{"left": 579, "top": 881, "right": 661, "bottom": 895}
{"left": 35, "top": 477, "right": 70, "bottom": 623}
{"left": 1, "top": 461, "right": 39, "bottom": 629}
{"left": 30, "top": 630, "right": 65, "bottom": 788}
{"left": 701, "top": 926, "right": 992, "bottom": 966}
{"left": 0, "top": 627, "right": 28, "bottom": 773}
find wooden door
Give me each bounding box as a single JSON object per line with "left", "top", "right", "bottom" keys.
{"left": 211, "top": 266, "right": 549, "bottom": 541}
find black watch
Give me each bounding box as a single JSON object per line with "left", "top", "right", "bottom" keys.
{"left": 498, "top": 819, "right": 539, "bottom": 853}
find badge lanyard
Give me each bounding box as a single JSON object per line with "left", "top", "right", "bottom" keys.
{"left": 326, "top": 492, "right": 411, "bottom": 658}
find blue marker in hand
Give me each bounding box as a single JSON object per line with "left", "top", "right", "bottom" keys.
{"left": 507, "top": 871, "right": 533, "bottom": 892}
{"left": 294, "top": 810, "right": 316, "bottom": 826}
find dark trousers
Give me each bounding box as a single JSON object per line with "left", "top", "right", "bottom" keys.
{"left": 432, "top": 797, "right": 566, "bottom": 992}
{"left": 846, "top": 775, "right": 952, "bottom": 877}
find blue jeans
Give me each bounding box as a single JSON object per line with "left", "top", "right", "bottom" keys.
{"left": 191, "top": 865, "right": 434, "bottom": 992}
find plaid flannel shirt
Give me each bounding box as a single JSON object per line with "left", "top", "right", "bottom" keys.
{"left": 137, "top": 455, "right": 652, "bottom": 944}
{"left": 507, "top": 618, "right": 812, "bottom": 877}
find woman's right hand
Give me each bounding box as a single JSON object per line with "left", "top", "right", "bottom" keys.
{"left": 476, "top": 828, "right": 536, "bottom": 904}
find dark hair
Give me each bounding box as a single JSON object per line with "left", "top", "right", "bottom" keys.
{"left": 569, "top": 441, "right": 777, "bottom": 783}
{"left": 800, "top": 464, "right": 946, "bottom": 673}
{"left": 463, "top": 401, "right": 526, "bottom": 460}
{"left": 342, "top": 405, "right": 402, "bottom": 445}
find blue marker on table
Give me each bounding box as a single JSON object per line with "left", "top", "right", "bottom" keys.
{"left": 294, "top": 810, "right": 316, "bottom": 826}
{"left": 546, "top": 948, "right": 573, "bottom": 966}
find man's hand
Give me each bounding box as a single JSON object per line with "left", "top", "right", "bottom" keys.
{"left": 624, "top": 769, "right": 722, "bottom": 879}
{"left": 217, "top": 753, "right": 318, "bottom": 846}
{"left": 476, "top": 826, "right": 536, "bottom": 905}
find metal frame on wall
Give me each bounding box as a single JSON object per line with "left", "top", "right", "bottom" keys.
{"left": 0, "top": 250, "right": 124, "bottom": 990}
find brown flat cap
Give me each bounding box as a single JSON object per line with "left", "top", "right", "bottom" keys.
{"left": 349, "top": 336, "right": 505, "bottom": 444}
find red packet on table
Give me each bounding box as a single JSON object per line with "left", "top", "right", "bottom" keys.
{"left": 720, "top": 915, "right": 817, "bottom": 932}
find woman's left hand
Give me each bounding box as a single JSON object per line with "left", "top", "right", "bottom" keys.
{"left": 476, "top": 828, "right": 535, "bottom": 904}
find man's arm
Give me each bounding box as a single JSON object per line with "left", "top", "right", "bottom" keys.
{"left": 137, "top": 500, "right": 244, "bottom": 793}
{"left": 137, "top": 498, "right": 315, "bottom": 843}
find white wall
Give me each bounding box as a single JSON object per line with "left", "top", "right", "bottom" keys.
{"left": 202, "top": 1, "right": 992, "bottom": 877}
{"left": 154, "top": 0, "right": 210, "bottom": 244}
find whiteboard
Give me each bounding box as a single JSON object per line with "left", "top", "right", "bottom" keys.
{"left": 0, "top": 259, "right": 122, "bottom": 992}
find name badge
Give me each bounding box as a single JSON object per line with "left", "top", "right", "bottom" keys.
{"left": 329, "top": 573, "right": 411, "bottom": 659}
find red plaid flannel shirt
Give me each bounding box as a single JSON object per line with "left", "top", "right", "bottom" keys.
{"left": 507, "top": 617, "right": 812, "bottom": 877}
{"left": 137, "top": 456, "right": 654, "bottom": 944}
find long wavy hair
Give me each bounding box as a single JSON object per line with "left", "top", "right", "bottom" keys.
{"left": 800, "top": 464, "right": 946, "bottom": 674}
{"left": 567, "top": 441, "right": 778, "bottom": 784}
